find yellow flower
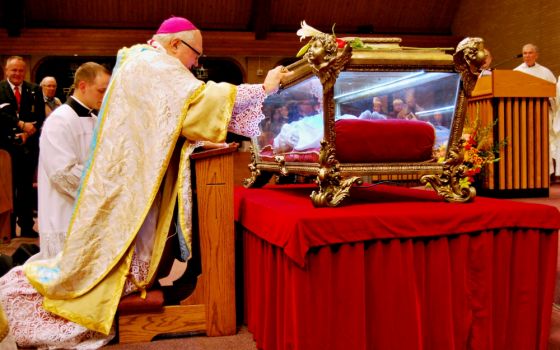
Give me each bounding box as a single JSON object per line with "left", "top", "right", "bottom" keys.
{"left": 430, "top": 113, "right": 505, "bottom": 190}
{"left": 459, "top": 177, "right": 471, "bottom": 189}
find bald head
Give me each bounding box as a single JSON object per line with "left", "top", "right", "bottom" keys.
{"left": 4, "top": 56, "right": 26, "bottom": 86}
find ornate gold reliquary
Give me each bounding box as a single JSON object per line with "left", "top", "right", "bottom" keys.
{"left": 244, "top": 34, "right": 488, "bottom": 207}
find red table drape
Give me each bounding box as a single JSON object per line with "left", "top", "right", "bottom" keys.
{"left": 235, "top": 184, "right": 560, "bottom": 350}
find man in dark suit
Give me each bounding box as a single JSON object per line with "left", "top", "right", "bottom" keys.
{"left": 0, "top": 56, "right": 45, "bottom": 238}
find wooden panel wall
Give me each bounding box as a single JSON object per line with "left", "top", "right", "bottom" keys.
{"left": 0, "top": 28, "right": 461, "bottom": 85}
{"left": 5, "top": 0, "right": 459, "bottom": 34}
{"left": 0, "top": 28, "right": 461, "bottom": 57}
{"left": 453, "top": 0, "right": 560, "bottom": 77}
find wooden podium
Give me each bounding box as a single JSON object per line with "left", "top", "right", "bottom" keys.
{"left": 467, "top": 70, "right": 556, "bottom": 197}
{"left": 185, "top": 144, "right": 237, "bottom": 336}
{"left": 117, "top": 144, "right": 237, "bottom": 343}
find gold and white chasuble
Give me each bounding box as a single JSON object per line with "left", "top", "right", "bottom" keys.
{"left": 23, "top": 44, "right": 256, "bottom": 335}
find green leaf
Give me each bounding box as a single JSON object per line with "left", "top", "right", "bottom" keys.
{"left": 296, "top": 41, "right": 311, "bottom": 57}
{"left": 349, "top": 38, "right": 365, "bottom": 49}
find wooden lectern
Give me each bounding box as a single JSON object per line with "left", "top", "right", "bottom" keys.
{"left": 467, "top": 70, "right": 556, "bottom": 197}
{"left": 117, "top": 144, "right": 237, "bottom": 343}
{"left": 185, "top": 144, "right": 237, "bottom": 335}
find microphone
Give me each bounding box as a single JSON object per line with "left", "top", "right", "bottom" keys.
{"left": 490, "top": 53, "right": 523, "bottom": 70}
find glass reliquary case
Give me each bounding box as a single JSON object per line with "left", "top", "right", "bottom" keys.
{"left": 244, "top": 34, "right": 488, "bottom": 207}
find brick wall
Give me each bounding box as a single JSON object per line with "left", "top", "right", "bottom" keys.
{"left": 453, "top": 0, "right": 560, "bottom": 78}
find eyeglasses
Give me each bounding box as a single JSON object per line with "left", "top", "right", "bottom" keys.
{"left": 180, "top": 40, "right": 204, "bottom": 59}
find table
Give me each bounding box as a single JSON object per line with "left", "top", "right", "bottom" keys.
{"left": 235, "top": 184, "right": 560, "bottom": 350}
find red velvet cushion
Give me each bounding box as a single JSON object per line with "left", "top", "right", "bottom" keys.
{"left": 118, "top": 289, "right": 164, "bottom": 315}
{"left": 335, "top": 119, "right": 435, "bottom": 163}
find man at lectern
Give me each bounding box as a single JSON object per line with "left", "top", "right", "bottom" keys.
{"left": 514, "top": 43, "right": 556, "bottom": 84}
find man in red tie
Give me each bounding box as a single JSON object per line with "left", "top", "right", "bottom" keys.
{"left": 0, "top": 56, "right": 45, "bottom": 239}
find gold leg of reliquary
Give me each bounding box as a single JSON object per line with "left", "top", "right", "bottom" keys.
{"left": 310, "top": 175, "right": 363, "bottom": 207}
{"left": 242, "top": 146, "right": 274, "bottom": 188}
{"left": 243, "top": 169, "right": 273, "bottom": 188}
{"left": 420, "top": 146, "right": 477, "bottom": 203}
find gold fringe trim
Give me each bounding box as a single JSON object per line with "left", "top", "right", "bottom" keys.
{"left": 126, "top": 273, "right": 149, "bottom": 299}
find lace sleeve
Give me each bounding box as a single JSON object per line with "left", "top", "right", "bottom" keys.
{"left": 40, "top": 115, "right": 84, "bottom": 200}
{"left": 228, "top": 84, "right": 267, "bottom": 137}
{"left": 51, "top": 164, "right": 83, "bottom": 199}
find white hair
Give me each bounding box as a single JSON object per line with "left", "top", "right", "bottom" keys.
{"left": 152, "top": 30, "right": 197, "bottom": 47}
{"left": 523, "top": 43, "right": 539, "bottom": 53}
{"left": 40, "top": 76, "right": 56, "bottom": 87}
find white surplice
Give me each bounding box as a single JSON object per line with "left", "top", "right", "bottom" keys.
{"left": 514, "top": 62, "right": 556, "bottom": 84}
{"left": 34, "top": 100, "right": 97, "bottom": 261}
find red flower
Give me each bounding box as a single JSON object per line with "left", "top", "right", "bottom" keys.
{"left": 336, "top": 38, "right": 346, "bottom": 48}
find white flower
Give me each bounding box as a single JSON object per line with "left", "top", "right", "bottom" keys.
{"left": 296, "top": 20, "right": 323, "bottom": 42}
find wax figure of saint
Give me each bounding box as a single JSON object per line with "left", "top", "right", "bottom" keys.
{"left": 0, "top": 16, "right": 288, "bottom": 349}
{"left": 273, "top": 113, "right": 357, "bottom": 153}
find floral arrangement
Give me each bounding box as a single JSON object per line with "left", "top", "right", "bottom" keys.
{"left": 295, "top": 21, "right": 367, "bottom": 57}
{"left": 434, "top": 114, "right": 506, "bottom": 189}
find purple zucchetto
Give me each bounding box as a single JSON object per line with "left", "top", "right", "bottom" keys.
{"left": 156, "top": 16, "right": 198, "bottom": 34}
